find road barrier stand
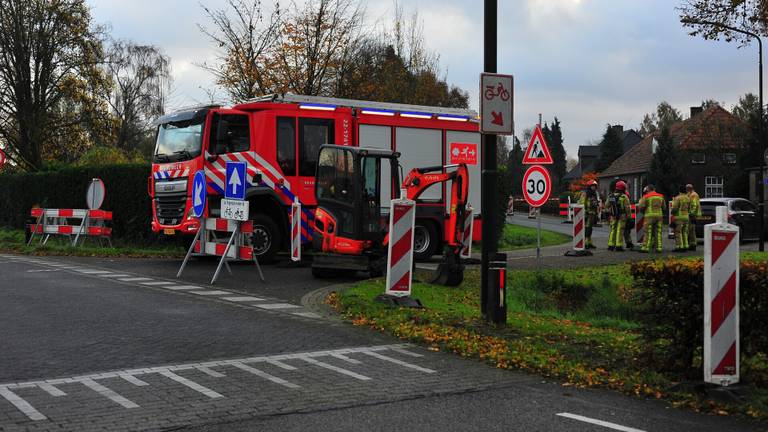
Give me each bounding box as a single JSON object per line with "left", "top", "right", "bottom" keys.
{"left": 668, "top": 200, "right": 675, "bottom": 239}
{"left": 559, "top": 197, "right": 573, "bottom": 224}
{"left": 528, "top": 206, "right": 537, "bottom": 219}
{"left": 460, "top": 205, "right": 474, "bottom": 259}
{"left": 28, "top": 208, "right": 113, "bottom": 247}
{"left": 704, "top": 206, "right": 740, "bottom": 386}
{"left": 291, "top": 197, "right": 301, "bottom": 262}
{"left": 565, "top": 204, "right": 592, "bottom": 257}
{"left": 177, "top": 217, "right": 264, "bottom": 285}
{"left": 507, "top": 197, "right": 514, "bottom": 216}
{"left": 635, "top": 209, "right": 645, "bottom": 249}
{"left": 376, "top": 190, "right": 422, "bottom": 308}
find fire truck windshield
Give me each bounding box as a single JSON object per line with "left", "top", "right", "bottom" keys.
{"left": 153, "top": 119, "right": 204, "bottom": 163}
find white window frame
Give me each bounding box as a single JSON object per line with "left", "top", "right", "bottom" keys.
{"left": 705, "top": 176, "right": 724, "bottom": 198}
{"left": 723, "top": 153, "right": 737, "bottom": 165}
{"left": 691, "top": 153, "right": 706, "bottom": 164}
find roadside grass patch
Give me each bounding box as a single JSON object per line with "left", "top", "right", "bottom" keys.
{"left": 482, "top": 224, "right": 570, "bottom": 251}
{"left": 0, "top": 229, "right": 186, "bottom": 258}
{"left": 333, "top": 262, "right": 768, "bottom": 419}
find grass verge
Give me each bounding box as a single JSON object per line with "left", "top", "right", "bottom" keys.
{"left": 492, "top": 224, "right": 570, "bottom": 251}
{"left": 331, "top": 263, "right": 768, "bottom": 419}
{"left": 0, "top": 229, "right": 186, "bottom": 258}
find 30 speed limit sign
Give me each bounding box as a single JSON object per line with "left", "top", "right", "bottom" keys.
{"left": 522, "top": 165, "right": 551, "bottom": 208}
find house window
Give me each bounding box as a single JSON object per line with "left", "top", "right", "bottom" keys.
{"left": 691, "top": 153, "right": 706, "bottom": 164}
{"left": 705, "top": 176, "right": 724, "bottom": 198}
{"left": 723, "top": 153, "right": 737, "bottom": 165}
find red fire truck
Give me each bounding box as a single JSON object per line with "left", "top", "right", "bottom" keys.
{"left": 149, "top": 94, "right": 482, "bottom": 262}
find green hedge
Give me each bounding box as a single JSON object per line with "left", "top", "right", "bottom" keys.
{"left": 0, "top": 164, "right": 154, "bottom": 242}
{"left": 629, "top": 259, "right": 768, "bottom": 375}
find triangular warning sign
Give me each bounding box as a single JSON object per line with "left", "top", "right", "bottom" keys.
{"left": 523, "top": 125, "right": 553, "bottom": 165}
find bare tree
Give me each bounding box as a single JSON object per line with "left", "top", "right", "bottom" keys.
{"left": 198, "top": 0, "right": 282, "bottom": 102}
{"left": 104, "top": 39, "right": 171, "bottom": 152}
{"left": 0, "top": 0, "right": 103, "bottom": 171}
{"left": 678, "top": 0, "right": 768, "bottom": 46}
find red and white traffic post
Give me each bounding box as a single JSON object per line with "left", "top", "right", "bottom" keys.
{"left": 291, "top": 197, "right": 301, "bottom": 262}
{"left": 704, "top": 206, "right": 740, "bottom": 386}
{"left": 635, "top": 208, "right": 645, "bottom": 249}
{"left": 385, "top": 191, "right": 416, "bottom": 297}
{"left": 565, "top": 204, "right": 591, "bottom": 257}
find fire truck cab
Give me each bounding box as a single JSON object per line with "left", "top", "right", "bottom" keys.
{"left": 149, "top": 94, "right": 482, "bottom": 262}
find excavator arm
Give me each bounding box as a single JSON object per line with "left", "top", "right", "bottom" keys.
{"left": 400, "top": 163, "right": 470, "bottom": 286}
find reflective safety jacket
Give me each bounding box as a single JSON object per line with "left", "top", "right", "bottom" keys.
{"left": 578, "top": 190, "right": 599, "bottom": 213}
{"left": 672, "top": 193, "right": 691, "bottom": 221}
{"left": 688, "top": 191, "right": 702, "bottom": 217}
{"left": 638, "top": 192, "right": 666, "bottom": 218}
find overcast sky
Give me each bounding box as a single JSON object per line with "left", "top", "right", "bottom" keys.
{"left": 90, "top": 0, "right": 760, "bottom": 158}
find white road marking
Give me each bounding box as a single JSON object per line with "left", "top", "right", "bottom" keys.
{"left": 164, "top": 285, "right": 202, "bottom": 291}
{"left": 26, "top": 269, "right": 59, "bottom": 273}
{"left": 119, "top": 374, "right": 149, "bottom": 387}
{"left": 139, "top": 281, "right": 176, "bottom": 286}
{"left": 221, "top": 296, "right": 263, "bottom": 302}
{"left": 361, "top": 351, "right": 436, "bottom": 374}
{"left": 255, "top": 303, "right": 300, "bottom": 310}
{"left": 300, "top": 357, "right": 371, "bottom": 381}
{"left": 196, "top": 367, "right": 226, "bottom": 378}
{"left": 190, "top": 290, "right": 233, "bottom": 296}
{"left": 79, "top": 379, "right": 139, "bottom": 409}
{"left": 75, "top": 270, "right": 112, "bottom": 275}
{"left": 292, "top": 312, "right": 322, "bottom": 319}
{"left": 556, "top": 413, "right": 646, "bottom": 432}
{"left": 330, "top": 353, "right": 362, "bottom": 365}
{"left": 266, "top": 360, "right": 297, "bottom": 370}
{"left": 231, "top": 362, "right": 300, "bottom": 389}
{"left": 0, "top": 386, "right": 47, "bottom": 421}
{"left": 159, "top": 371, "right": 224, "bottom": 399}
{"left": 117, "top": 277, "right": 153, "bottom": 282}
{"left": 37, "top": 383, "right": 66, "bottom": 397}
{"left": 98, "top": 274, "right": 131, "bottom": 278}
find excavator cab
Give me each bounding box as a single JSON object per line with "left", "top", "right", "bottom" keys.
{"left": 312, "top": 145, "right": 400, "bottom": 277}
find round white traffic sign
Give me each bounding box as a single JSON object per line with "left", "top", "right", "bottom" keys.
{"left": 86, "top": 178, "right": 106, "bottom": 210}
{"left": 522, "top": 165, "right": 551, "bottom": 208}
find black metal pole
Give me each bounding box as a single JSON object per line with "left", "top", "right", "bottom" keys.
{"left": 758, "top": 37, "right": 765, "bottom": 252}
{"left": 481, "top": 0, "right": 503, "bottom": 324}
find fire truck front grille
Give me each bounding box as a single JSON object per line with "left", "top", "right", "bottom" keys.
{"left": 156, "top": 192, "right": 186, "bottom": 226}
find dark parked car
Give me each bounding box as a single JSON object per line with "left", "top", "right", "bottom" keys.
{"left": 693, "top": 198, "right": 765, "bottom": 241}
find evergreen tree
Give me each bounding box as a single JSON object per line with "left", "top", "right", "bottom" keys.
{"left": 647, "top": 126, "right": 681, "bottom": 199}
{"left": 548, "top": 117, "right": 566, "bottom": 191}
{"left": 596, "top": 124, "right": 623, "bottom": 171}
{"left": 507, "top": 136, "right": 524, "bottom": 196}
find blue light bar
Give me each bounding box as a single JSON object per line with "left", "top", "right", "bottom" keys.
{"left": 360, "top": 108, "right": 395, "bottom": 116}
{"left": 436, "top": 114, "right": 469, "bottom": 122}
{"left": 299, "top": 103, "right": 336, "bottom": 111}
{"left": 400, "top": 111, "right": 433, "bottom": 119}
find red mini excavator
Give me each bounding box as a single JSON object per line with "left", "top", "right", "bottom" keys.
{"left": 311, "top": 144, "right": 469, "bottom": 286}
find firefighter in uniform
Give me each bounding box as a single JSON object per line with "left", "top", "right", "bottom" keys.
{"left": 578, "top": 180, "right": 599, "bottom": 249}
{"left": 686, "top": 183, "right": 701, "bottom": 251}
{"left": 607, "top": 181, "right": 630, "bottom": 251}
{"left": 637, "top": 184, "right": 665, "bottom": 253}
{"left": 671, "top": 185, "right": 692, "bottom": 251}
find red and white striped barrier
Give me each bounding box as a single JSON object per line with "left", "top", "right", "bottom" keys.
{"left": 668, "top": 200, "right": 675, "bottom": 239}
{"left": 460, "top": 206, "right": 474, "bottom": 258}
{"left": 558, "top": 197, "right": 573, "bottom": 223}
{"left": 385, "top": 194, "right": 416, "bottom": 297}
{"left": 635, "top": 209, "right": 645, "bottom": 246}
{"left": 28, "top": 208, "right": 112, "bottom": 247}
{"left": 291, "top": 197, "right": 301, "bottom": 262}
{"left": 528, "top": 206, "right": 537, "bottom": 219}
{"left": 704, "top": 206, "right": 740, "bottom": 386}
{"left": 178, "top": 216, "right": 264, "bottom": 284}
{"left": 565, "top": 204, "right": 591, "bottom": 256}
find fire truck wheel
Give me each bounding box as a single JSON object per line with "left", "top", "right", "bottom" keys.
{"left": 249, "top": 214, "right": 281, "bottom": 263}
{"left": 413, "top": 221, "right": 438, "bottom": 261}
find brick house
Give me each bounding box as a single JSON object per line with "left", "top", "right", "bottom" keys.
{"left": 598, "top": 106, "right": 749, "bottom": 201}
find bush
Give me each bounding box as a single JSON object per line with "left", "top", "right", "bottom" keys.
{"left": 0, "top": 164, "right": 155, "bottom": 242}
{"left": 534, "top": 272, "right": 593, "bottom": 313}
{"left": 629, "top": 259, "right": 768, "bottom": 374}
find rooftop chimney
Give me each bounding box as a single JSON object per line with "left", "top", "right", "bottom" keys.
{"left": 690, "top": 106, "right": 703, "bottom": 117}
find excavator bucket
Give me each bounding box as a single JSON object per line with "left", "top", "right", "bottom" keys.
{"left": 430, "top": 248, "right": 464, "bottom": 286}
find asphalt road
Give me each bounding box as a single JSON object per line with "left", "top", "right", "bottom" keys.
{"left": 0, "top": 253, "right": 764, "bottom": 431}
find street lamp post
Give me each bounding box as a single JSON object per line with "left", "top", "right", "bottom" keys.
{"left": 681, "top": 18, "right": 765, "bottom": 251}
